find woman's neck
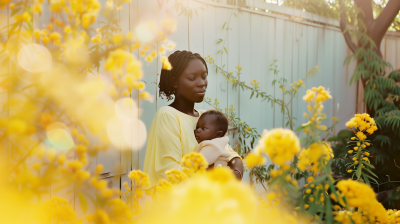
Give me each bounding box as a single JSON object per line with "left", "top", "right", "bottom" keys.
{"left": 169, "top": 97, "right": 198, "bottom": 117}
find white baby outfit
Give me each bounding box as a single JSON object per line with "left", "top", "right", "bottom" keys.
{"left": 195, "top": 136, "right": 231, "bottom": 167}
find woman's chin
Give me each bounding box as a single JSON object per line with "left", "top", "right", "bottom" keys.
{"left": 194, "top": 96, "right": 205, "bottom": 103}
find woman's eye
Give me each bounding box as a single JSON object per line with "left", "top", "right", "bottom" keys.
{"left": 202, "top": 128, "right": 205, "bottom": 130}
{"left": 188, "top": 77, "right": 195, "bottom": 81}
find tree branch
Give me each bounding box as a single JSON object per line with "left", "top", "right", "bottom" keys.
{"left": 339, "top": 0, "right": 357, "bottom": 54}
{"left": 370, "top": 0, "right": 400, "bottom": 45}
{"left": 354, "top": 0, "right": 374, "bottom": 28}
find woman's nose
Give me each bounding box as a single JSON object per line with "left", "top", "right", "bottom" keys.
{"left": 197, "top": 78, "right": 206, "bottom": 87}
{"left": 195, "top": 128, "right": 200, "bottom": 133}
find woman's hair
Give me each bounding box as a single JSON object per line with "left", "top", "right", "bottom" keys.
{"left": 159, "top": 50, "right": 208, "bottom": 101}
{"left": 200, "top": 110, "right": 229, "bottom": 136}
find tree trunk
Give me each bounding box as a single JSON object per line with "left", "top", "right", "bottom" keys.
{"left": 339, "top": 0, "right": 400, "bottom": 116}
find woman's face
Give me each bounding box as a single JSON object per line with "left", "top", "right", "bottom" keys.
{"left": 174, "top": 59, "right": 208, "bottom": 103}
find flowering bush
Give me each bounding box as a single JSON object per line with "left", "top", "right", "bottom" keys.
{"left": 0, "top": 0, "right": 393, "bottom": 223}
{"left": 345, "top": 113, "right": 378, "bottom": 185}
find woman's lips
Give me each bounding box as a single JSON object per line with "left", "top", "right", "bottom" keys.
{"left": 195, "top": 92, "right": 205, "bottom": 96}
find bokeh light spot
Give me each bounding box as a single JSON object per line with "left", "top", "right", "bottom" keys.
{"left": 17, "top": 43, "right": 52, "bottom": 73}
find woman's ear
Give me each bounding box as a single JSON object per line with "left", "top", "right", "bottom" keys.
{"left": 216, "top": 131, "right": 224, "bottom": 138}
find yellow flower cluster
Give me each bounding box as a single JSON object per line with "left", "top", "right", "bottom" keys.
{"left": 86, "top": 198, "right": 132, "bottom": 224}
{"left": 123, "top": 170, "right": 150, "bottom": 214}
{"left": 165, "top": 169, "right": 188, "bottom": 185}
{"left": 302, "top": 87, "right": 331, "bottom": 134}
{"left": 303, "top": 86, "right": 332, "bottom": 103}
{"left": 346, "top": 113, "right": 378, "bottom": 135}
{"left": 245, "top": 152, "right": 266, "bottom": 168}
{"left": 181, "top": 152, "right": 208, "bottom": 177}
{"left": 336, "top": 180, "right": 388, "bottom": 223}
{"left": 251, "top": 79, "right": 260, "bottom": 89}
{"left": 290, "top": 79, "right": 305, "bottom": 92}
{"left": 253, "top": 128, "right": 300, "bottom": 168}
{"left": 345, "top": 114, "right": 377, "bottom": 180}
{"left": 334, "top": 211, "right": 364, "bottom": 224}
{"left": 142, "top": 167, "right": 264, "bottom": 224}
{"left": 387, "top": 209, "right": 400, "bottom": 224}
{"left": 297, "top": 142, "right": 333, "bottom": 173}
{"left": 35, "top": 197, "right": 76, "bottom": 224}
{"left": 50, "top": 0, "right": 101, "bottom": 28}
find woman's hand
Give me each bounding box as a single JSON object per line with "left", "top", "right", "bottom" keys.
{"left": 227, "top": 157, "right": 244, "bottom": 181}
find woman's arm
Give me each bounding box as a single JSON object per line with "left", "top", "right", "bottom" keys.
{"left": 144, "top": 111, "right": 183, "bottom": 184}
{"left": 227, "top": 157, "right": 244, "bottom": 181}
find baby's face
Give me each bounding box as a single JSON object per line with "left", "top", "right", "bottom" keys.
{"left": 194, "top": 115, "right": 220, "bottom": 143}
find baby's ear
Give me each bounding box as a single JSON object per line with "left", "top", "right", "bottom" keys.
{"left": 216, "top": 131, "right": 224, "bottom": 138}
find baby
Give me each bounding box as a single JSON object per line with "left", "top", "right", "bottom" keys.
{"left": 194, "top": 110, "right": 231, "bottom": 167}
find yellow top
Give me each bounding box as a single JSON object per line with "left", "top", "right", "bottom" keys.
{"left": 143, "top": 106, "right": 240, "bottom": 188}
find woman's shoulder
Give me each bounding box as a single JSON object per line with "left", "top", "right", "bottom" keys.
{"left": 155, "top": 106, "right": 178, "bottom": 118}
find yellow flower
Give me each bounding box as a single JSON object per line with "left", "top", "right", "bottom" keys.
{"left": 33, "top": 3, "right": 42, "bottom": 13}
{"left": 67, "top": 161, "right": 83, "bottom": 171}
{"left": 348, "top": 150, "right": 353, "bottom": 154}
{"left": 140, "top": 91, "right": 150, "bottom": 100}
{"left": 356, "top": 131, "right": 367, "bottom": 141}
{"left": 351, "top": 137, "right": 355, "bottom": 140}
{"left": 91, "top": 35, "right": 102, "bottom": 43}
{"left": 49, "top": 32, "right": 61, "bottom": 41}
{"left": 307, "top": 176, "right": 315, "bottom": 183}
{"left": 255, "top": 128, "right": 300, "bottom": 166}
{"left": 57, "top": 154, "right": 66, "bottom": 165}
{"left": 161, "top": 56, "right": 172, "bottom": 70}
{"left": 101, "top": 189, "right": 113, "bottom": 198}
{"left": 347, "top": 169, "right": 353, "bottom": 173}
{"left": 245, "top": 153, "right": 265, "bottom": 168}
{"left": 64, "top": 26, "right": 71, "bottom": 33}
{"left": 166, "top": 169, "right": 188, "bottom": 185}
{"left": 14, "top": 12, "right": 31, "bottom": 22}
{"left": 113, "top": 33, "right": 123, "bottom": 45}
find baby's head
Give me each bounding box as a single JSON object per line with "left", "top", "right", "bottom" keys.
{"left": 194, "top": 110, "right": 228, "bottom": 143}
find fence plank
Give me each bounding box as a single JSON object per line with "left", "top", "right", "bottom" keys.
{"left": 261, "top": 16, "right": 275, "bottom": 131}
{"left": 274, "top": 18, "right": 285, "bottom": 127}
{"left": 137, "top": 0, "right": 160, "bottom": 171}
{"left": 203, "top": 5, "right": 218, "bottom": 111}
{"left": 189, "top": 0, "right": 206, "bottom": 110}
{"left": 227, "top": 8, "right": 240, "bottom": 146}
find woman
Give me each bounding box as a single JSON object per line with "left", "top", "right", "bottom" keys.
{"left": 143, "top": 50, "right": 243, "bottom": 189}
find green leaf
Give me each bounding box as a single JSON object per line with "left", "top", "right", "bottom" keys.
{"left": 325, "top": 193, "right": 333, "bottom": 224}
{"left": 362, "top": 173, "right": 371, "bottom": 186}
{"left": 250, "top": 91, "right": 254, "bottom": 99}
{"left": 222, "top": 22, "right": 226, "bottom": 29}
{"left": 362, "top": 165, "right": 378, "bottom": 178}
{"left": 27, "top": 22, "right": 33, "bottom": 33}
{"left": 77, "top": 192, "right": 88, "bottom": 213}
{"left": 11, "top": 7, "right": 22, "bottom": 16}
{"left": 224, "top": 47, "right": 228, "bottom": 54}
{"left": 356, "top": 163, "right": 362, "bottom": 180}
{"left": 362, "top": 173, "right": 379, "bottom": 185}
{"left": 8, "top": 22, "right": 19, "bottom": 38}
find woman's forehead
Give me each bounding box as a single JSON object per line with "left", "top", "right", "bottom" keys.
{"left": 183, "top": 59, "right": 207, "bottom": 74}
